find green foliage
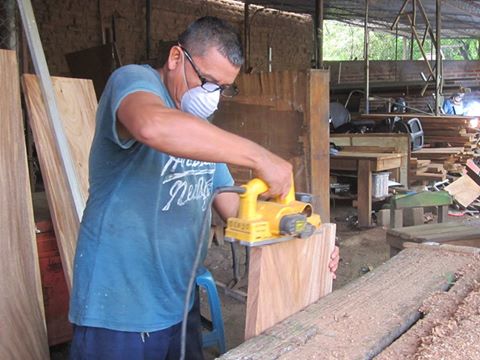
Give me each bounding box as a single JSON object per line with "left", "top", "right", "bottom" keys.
{"left": 323, "top": 20, "right": 479, "bottom": 61}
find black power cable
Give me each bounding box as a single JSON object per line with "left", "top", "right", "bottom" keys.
{"left": 180, "top": 186, "right": 245, "bottom": 360}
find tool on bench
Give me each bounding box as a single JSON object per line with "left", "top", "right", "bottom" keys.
{"left": 225, "top": 178, "right": 321, "bottom": 247}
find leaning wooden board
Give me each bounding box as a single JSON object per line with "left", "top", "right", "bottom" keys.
{"left": 22, "top": 75, "right": 97, "bottom": 289}
{"left": 0, "top": 50, "right": 49, "bottom": 359}
{"left": 245, "top": 223, "right": 335, "bottom": 339}
{"left": 221, "top": 245, "right": 476, "bottom": 359}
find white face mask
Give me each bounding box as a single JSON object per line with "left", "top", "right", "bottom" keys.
{"left": 180, "top": 86, "right": 220, "bottom": 120}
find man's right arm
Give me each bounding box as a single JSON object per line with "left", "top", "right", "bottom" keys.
{"left": 117, "top": 91, "right": 292, "bottom": 197}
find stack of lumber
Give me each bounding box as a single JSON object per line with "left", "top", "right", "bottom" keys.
{"left": 409, "top": 158, "right": 446, "bottom": 182}
{"left": 411, "top": 147, "right": 480, "bottom": 180}
{"left": 419, "top": 116, "right": 479, "bottom": 147}
{"left": 358, "top": 114, "right": 479, "bottom": 148}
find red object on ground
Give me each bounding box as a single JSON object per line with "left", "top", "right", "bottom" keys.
{"left": 36, "top": 220, "right": 73, "bottom": 346}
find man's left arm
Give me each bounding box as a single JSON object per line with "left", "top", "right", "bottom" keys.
{"left": 213, "top": 192, "right": 239, "bottom": 221}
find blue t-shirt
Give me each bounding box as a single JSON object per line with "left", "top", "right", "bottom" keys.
{"left": 69, "top": 64, "right": 233, "bottom": 332}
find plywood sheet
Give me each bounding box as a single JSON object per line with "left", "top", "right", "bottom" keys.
{"left": 445, "top": 175, "right": 480, "bottom": 207}
{"left": 221, "top": 246, "right": 476, "bottom": 360}
{"left": 0, "top": 50, "right": 49, "bottom": 359}
{"left": 22, "top": 74, "right": 97, "bottom": 289}
{"left": 244, "top": 223, "right": 335, "bottom": 340}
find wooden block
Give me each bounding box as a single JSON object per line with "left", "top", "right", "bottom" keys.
{"left": 390, "top": 209, "right": 404, "bottom": 228}
{"left": 376, "top": 208, "right": 390, "bottom": 227}
{"left": 0, "top": 50, "right": 49, "bottom": 359}
{"left": 445, "top": 175, "right": 480, "bottom": 208}
{"left": 22, "top": 75, "right": 97, "bottom": 289}
{"left": 403, "top": 207, "right": 424, "bottom": 226}
{"left": 244, "top": 223, "right": 335, "bottom": 340}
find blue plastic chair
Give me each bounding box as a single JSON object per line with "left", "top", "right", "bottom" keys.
{"left": 196, "top": 268, "right": 226, "bottom": 354}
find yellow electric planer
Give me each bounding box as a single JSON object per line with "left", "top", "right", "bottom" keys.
{"left": 225, "top": 178, "right": 321, "bottom": 247}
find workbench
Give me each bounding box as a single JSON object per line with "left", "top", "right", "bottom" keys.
{"left": 330, "top": 151, "right": 402, "bottom": 227}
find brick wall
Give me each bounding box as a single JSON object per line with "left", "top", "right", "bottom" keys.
{"left": 31, "top": 0, "right": 313, "bottom": 76}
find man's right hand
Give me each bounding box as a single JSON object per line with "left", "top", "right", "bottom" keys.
{"left": 254, "top": 150, "right": 293, "bottom": 199}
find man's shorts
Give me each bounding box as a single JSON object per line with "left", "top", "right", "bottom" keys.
{"left": 70, "top": 290, "right": 204, "bottom": 360}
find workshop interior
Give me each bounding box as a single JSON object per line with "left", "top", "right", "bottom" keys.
{"left": 2, "top": 0, "right": 480, "bottom": 359}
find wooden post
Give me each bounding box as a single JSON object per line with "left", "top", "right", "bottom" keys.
{"left": 307, "top": 70, "right": 330, "bottom": 222}
{"left": 363, "top": 0, "right": 370, "bottom": 114}
{"left": 435, "top": 0, "right": 442, "bottom": 115}
{"left": 358, "top": 159, "right": 372, "bottom": 227}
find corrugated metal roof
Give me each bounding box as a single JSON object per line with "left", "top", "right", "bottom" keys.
{"left": 241, "top": 0, "right": 480, "bottom": 38}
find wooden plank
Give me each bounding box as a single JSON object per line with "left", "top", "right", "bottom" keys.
{"left": 0, "top": 49, "right": 49, "bottom": 360}
{"left": 244, "top": 223, "right": 335, "bottom": 340}
{"left": 214, "top": 70, "right": 330, "bottom": 221}
{"left": 357, "top": 159, "right": 372, "bottom": 227}
{"left": 376, "top": 157, "right": 402, "bottom": 171}
{"left": 417, "top": 228, "right": 480, "bottom": 242}
{"left": 330, "top": 157, "right": 358, "bottom": 171}
{"left": 387, "top": 222, "right": 468, "bottom": 238}
{"left": 22, "top": 74, "right": 97, "bottom": 289}
{"left": 220, "top": 247, "right": 476, "bottom": 359}
{"left": 387, "top": 233, "right": 480, "bottom": 251}
{"left": 307, "top": 70, "right": 330, "bottom": 222}
{"left": 445, "top": 175, "right": 480, "bottom": 208}
{"left": 18, "top": 0, "right": 85, "bottom": 221}
{"left": 339, "top": 146, "right": 397, "bottom": 153}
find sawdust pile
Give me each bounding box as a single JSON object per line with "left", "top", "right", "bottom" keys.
{"left": 377, "top": 259, "right": 480, "bottom": 360}
{"left": 414, "top": 274, "right": 480, "bottom": 359}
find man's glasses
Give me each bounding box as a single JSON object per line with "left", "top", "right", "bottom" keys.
{"left": 179, "top": 45, "right": 239, "bottom": 98}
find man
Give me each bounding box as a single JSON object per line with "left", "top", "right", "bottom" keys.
{"left": 69, "top": 16, "right": 339, "bottom": 359}
{"left": 442, "top": 92, "right": 465, "bottom": 115}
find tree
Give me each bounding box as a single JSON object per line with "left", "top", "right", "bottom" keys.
{"left": 323, "top": 20, "right": 479, "bottom": 61}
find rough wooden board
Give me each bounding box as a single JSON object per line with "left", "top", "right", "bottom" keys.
{"left": 22, "top": 74, "right": 97, "bottom": 289}
{"left": 214, "top": 70, "right": 330, "bottom": 222}
{"left": 0, "top": 50, "right": 49, "bottom": 359}
{"left": 220, "top": 247, "right": 476, "bottom": 360}
{"left": 445, "top": 175, "right": 480, "bottom": 208}
{"left": 244, "top": 223, "right": 335, "bottom": 340}
{"left": 388, "top": 222, "right": 472, "bottom": 238}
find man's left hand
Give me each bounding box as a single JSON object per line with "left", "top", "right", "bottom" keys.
{"left": 329, "top": 246, "right": 340, "bottom": 279}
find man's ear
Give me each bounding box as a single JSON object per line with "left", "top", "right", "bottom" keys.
{"left": 167, "top": 46, "right": 182, "bottom": 71}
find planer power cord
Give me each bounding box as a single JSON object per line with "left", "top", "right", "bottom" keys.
{"left": 180, "top": 185, "right": 246, "bottom": 360}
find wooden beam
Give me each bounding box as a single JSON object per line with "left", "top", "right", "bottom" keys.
{"left": 0, "top": 49, "right": 49, "bottom": 360}
{"left": 221, "top": 246, "right": 477, "bottom": 359}
{"left": 244, "top": 223, "right": 335, "bottom": 340}
{"left": 307, "top": 70, "right": 330, "bottom": 221}
{"left": 22, "top": 75, "right": 97, "bottom": 289}
{"left": 17, "top": 0, "right": 85, "bottom": 220}
{"left": 357, "top": 159, "right": 372, "bottom": 227}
